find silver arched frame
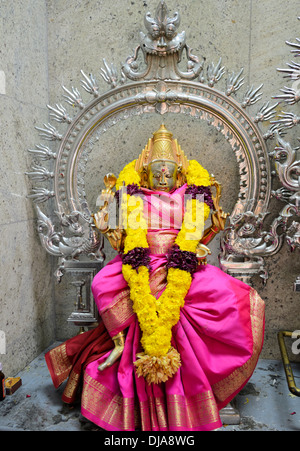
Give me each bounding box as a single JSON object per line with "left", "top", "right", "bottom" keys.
{"left": 57, "top": 80, "right": 271, "bottom": 219}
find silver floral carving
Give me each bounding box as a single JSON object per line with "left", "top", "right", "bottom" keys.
{"left": 25, "top": 163, "right": 54, "bottom": 182}
{"left": 241, "top": 84, "right": 264, "bottom": 109}
{"left": 99, "top": 59, "right": 126, "bottom": 89}
{"left": 28, "top": 144, "right": 57, "bottom": 161}
{"left": 226, "top": 68, "right": 245, "bottom": 97}
{"left": 35, "top": 123, "right": 62, "bottom": 141}
{"left": 270, "top": 20, "right": 300, "bottom": 290}
{"left": 286, "top": 35, "right": 300, "bottom": 57}
{"left": 62, "top": 85, "right": 85, "bottom": 109}
{"left": 47, "top": 103, "right": 72, "bottom": 124}
{"left": 274, "top": 86, "right": 300, "bottom": 105}
{"left": 272, "top": 111, "right": 300, "bottom": 128}
{"left": 277, "top": 60, "right": 300, "bottom": 81}
{"left": 254, "top": 101, "right": 279, "bottom": 124}
{"left": 35, "top": 206, "right": 104, "bottom": 282}
{"left": 122, "top": 1, "right": 204, "bottom": 82}
{"left": 27, "top": 188, "right": 55, "bottom": 204}
{"left": 220, "top": 209, "right": 286, "bottom": 284}
{"left": 80, "top": 70, "right": 99, "bottom": 97}
{"left": 207, "top": 58, "right": 225, "bottom": 87}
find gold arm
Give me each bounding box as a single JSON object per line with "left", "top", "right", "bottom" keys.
{"left": 98, "top": 331, "right": 126, "bottom": 371}
{"left": 92, "top": 173, "right": 125, "bottom": 252}
{"left": 197, "top": 176, "right": 229, "bottom": 265}
{"left": 201, "top": 176, "right": 229, "bottom": 246}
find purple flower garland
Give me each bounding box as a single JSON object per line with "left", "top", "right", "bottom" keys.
{"left": 122, "top": 247, "right": 151, "bottom": 271}
{"left": 185, "top": 184, "right": 214, "bottom": 209}
{"left": 115, "top": 183, "right": 144, "bottom": 207}
{"left": 166, "top": 244, "right": 199, "bottom": 274}
{"left": 120, "top": 184, "right": 213, "bottom": 275}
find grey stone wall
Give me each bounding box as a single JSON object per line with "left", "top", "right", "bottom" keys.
{"left": 1, "top": 0, "right": 299, "bottom": 376}
{"left": 0, "top": 1, "right": 55, "bottom": 375}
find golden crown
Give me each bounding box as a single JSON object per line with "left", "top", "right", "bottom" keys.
{"left": 135, "top": 124, "right": 189, "bottom": 173}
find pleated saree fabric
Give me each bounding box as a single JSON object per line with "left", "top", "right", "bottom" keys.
{"left": 46, "top": 185, "right": 265, "bottom": 431}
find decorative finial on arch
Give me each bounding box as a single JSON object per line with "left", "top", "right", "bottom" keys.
{"left": 122, "top": 0, "right": 204, "bottom": 81}
{"left": 144, "top": 0, "right": 181, "bottom": 44}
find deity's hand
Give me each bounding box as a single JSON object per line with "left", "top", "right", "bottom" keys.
{"left": 105, "top": 228, "right": 125, "bottom": 252}
{"left": 92, "top": 172, "right": 126, "bottom": 251}
{"left": 99, "top": 191, "right": 115, "bottom": 205}
{"left": 93, "top": 207, "right": 110, "bottom": 232}
{"left": 98, "top": 331, "right": 125, "bottom": 372}
{"left": 93, "top": 184, "right": 116, "bottom": 230}
{"left": 211, "top": 207, "right": 229, "bottom": 232}
{"left": 209, "top": 177, "right": 229, "bottom": 233}
{"left": 93, "top": 208, "right": 125, "bottom": 251}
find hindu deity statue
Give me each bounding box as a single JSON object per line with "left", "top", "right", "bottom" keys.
{"left": 45, "top": 125, "right": 265, "bottom": 431}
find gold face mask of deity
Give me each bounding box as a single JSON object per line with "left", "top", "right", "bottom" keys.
{"left": 135, "top": 124, "right": 189, "bottom": 190}
{"left": 148, "top": 160, "right": 178, "bottom": 192}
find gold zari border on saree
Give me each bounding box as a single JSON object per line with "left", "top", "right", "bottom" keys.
{"left": 140, "top": 391, "right": 220, "bottom": 430}
{"left": 82, "top": 372, "right": 220, "bottom": 431}
{"left": 101, "top": 265, "right": 168, "bottom": 333}
{"left": 63, "top": 369, "right": 80, "bottom": 401}
{"left": 212, "top": 287, "right": 265, "bottom": 403}
{"left": 82, "top": 372, "right": 137, "bottom": 430}
{"left": 101, "top": 289, "right": 134, "bottom": 335}
{"left": 147, "top": 232, "right": 177, "bottom": 255}
{"left": 47, "top": 343, "right": 72, "bottom": 387}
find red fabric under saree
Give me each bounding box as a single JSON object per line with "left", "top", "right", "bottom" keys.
{"left": 45, "top": 186, "right": 265, "bottom": 431}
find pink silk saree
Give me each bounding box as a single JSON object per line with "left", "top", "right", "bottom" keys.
{"left": 46, "top": 185, "right": 265, "bottom": 431}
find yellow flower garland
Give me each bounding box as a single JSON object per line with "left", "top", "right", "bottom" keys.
{"left": 117, "top": 159, "right": 211, "bottom": 384}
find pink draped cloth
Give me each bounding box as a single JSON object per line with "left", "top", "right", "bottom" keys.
{"left": 79, "top": 186, "right": 265, "bottom": 431}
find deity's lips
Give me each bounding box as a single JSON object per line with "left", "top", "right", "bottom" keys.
{"left": 155, "top": 185, "right": 169, "bottom": 191}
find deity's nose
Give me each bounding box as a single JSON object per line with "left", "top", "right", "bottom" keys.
{"left": 160, "top": 172, "right": 167, "bottom": 185}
